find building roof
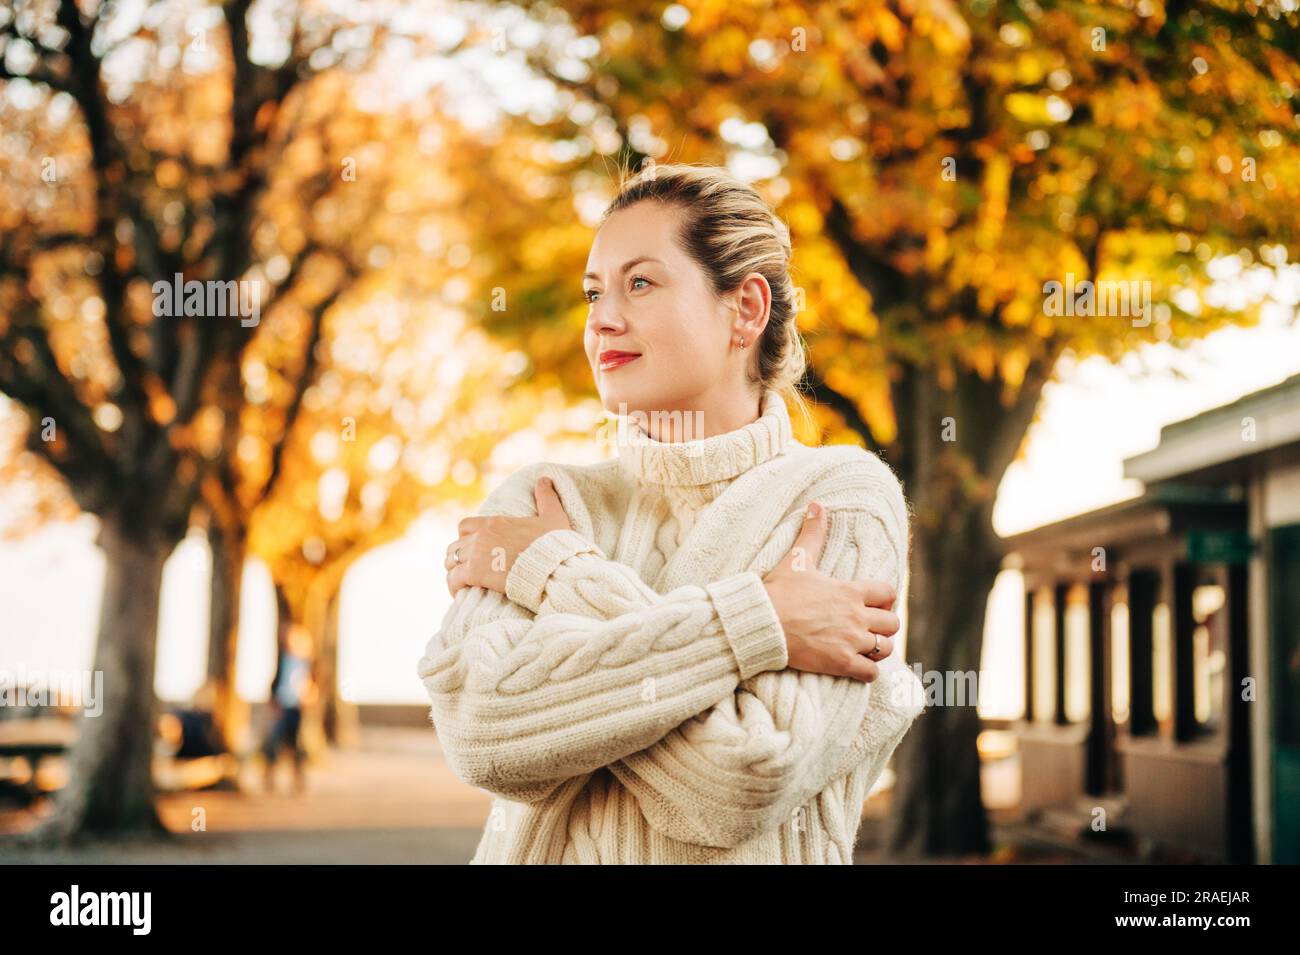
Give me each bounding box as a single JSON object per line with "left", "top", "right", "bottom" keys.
{"left": 1123, "top": 372, "right": 1300, "bottom": 485}
{"left": 999, "top": 485, "right": 1244, "bottom": 552}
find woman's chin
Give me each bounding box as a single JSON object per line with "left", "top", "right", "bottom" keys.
{"left": 599, "top": 389, "right": 633, "bottom": 415}
{"left": 597, "top": 376, "right": 644, "bottom": 413}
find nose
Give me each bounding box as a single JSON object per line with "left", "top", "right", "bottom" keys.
{"left": 588, "top": 299, "right": 625, "bottom": 338}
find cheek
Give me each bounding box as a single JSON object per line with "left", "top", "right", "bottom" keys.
{"left": 665, "top": 320, "right": 728, "bottom": 366}
{"left": 653, "top": 323, "right": 727, "bottom": 379}
{"left": 653, "top": 318, "right": 694, "bottom": 359}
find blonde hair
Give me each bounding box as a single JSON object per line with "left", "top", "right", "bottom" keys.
{"left": 601, "top": 160, "right": 814, "bottom": 433}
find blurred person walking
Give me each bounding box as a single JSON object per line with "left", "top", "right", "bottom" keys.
{"left": 263, "top": 621, "right": 316, "bottom": 796}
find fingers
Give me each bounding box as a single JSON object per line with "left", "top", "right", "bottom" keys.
{"left": 839, "top": 653, "right": 880, "bottom": 684}
{"left": 858, "top": 632, "right": 893, "bottom": 662}
{"left": 862, "top": 605, "right": 900, "bottom": 637}
{"left": 447, "top": 561, "right": 468, "bottom": 598}
{"left": 457, "top": 476, "right": 568, "bottom": 537}
{"left": 445, "top": 536, "right": 468, "bottom": 571}
{"left": 534, "top": 476, "right": 570, "bottom": 529}
{"left": 786, "top": 501, "right": 827, "bottom": 572}
{"left": 858, "top": 577, "right": 898, "bottom": 610}
{"left": 445, "top": 532, "right": 479, "bottom": 589}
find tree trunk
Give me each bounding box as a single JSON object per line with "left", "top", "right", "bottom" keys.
{"left": 885, "top": 508, "right": 1002, "bottom": 857}
{"left": 316, "top": 587, "right": 341, "bottom": 744}
{"left": 206, "top": 517, "right": 249, "bottom": 758}
{"left": 28, "top": 516, "right": 172, "bottom": 843}
{"left": 883, "top": 365, "right": 1007, "bottom": 857}
{"left": 306, "top": 580, "right": 360, "bottom": 747}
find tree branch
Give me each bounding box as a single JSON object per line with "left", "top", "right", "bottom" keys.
{"left": 256, "top": 267, "right": 355, "bottom": 507}
{"left": 800, "top": 363, "right": 886, "bottom": 456}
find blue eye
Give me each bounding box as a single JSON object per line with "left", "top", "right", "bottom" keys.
{"left": 586, "top": 277, "right": 649, "bottom": 302}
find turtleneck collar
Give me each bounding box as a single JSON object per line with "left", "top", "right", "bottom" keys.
{"left": 616, "top": 387, "right": 794, "bottom": 504}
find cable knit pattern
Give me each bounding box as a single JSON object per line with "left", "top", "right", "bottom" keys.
{"left": 416, "top": 387, "right": 926, "bottom": 863}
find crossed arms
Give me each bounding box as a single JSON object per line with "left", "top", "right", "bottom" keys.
{"left": 416, "top": 456, "right": 925, "bottom": 848}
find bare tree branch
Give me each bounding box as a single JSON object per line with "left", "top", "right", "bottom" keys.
{"left": 257, "top": 264, "right": 358, "bottom": 507}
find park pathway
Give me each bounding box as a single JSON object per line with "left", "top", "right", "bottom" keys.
{"left": 1, "top": 726, "right": 1135, "bottom": 864}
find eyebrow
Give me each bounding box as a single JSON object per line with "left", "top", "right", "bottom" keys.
{"left": 583, "top": 257, "right": 665, "bottom": 283}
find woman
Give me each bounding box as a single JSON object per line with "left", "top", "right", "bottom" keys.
{"left": 417, "top": 163, "right": 925, "bottom": 864}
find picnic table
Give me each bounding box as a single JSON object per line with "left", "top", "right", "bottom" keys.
{"left": 0, "top": 717, "right": 76, "bottom": 801}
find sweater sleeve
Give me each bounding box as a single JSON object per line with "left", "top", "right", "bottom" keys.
{"left": 502, "top": 529, "right": 789, "bottom": 684}
{"left": 415, "top": 467, "right": 790, "bottom": 803}
{"left": 605, "top": 468, "right": 927, "bottom": 849}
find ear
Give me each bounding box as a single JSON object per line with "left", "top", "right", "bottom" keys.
{"left": 733, "top": 272, "right": 772, "bottom": 339}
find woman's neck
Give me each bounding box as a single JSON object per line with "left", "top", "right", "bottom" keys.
{"left": 637, "top": 386, "right": 764, "bottom": 443}
{"left": 616, "top": 386, "right": 794, "bottom": 505}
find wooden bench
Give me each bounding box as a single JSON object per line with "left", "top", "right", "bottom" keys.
{"left": 0, "top": 717, "right": 75, "bottom": 802}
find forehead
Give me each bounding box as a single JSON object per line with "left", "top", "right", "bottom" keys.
{"left": 586, "top": 201, "right": 685, "bottom": 270}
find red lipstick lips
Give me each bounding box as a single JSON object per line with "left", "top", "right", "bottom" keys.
{"left": 598, "top": 351, "right": 641, "bottom": 371}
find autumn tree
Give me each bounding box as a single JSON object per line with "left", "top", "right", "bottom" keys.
{"left": 456, "top": 0, "right": 1300, "bottom": 856}
{"left": 194, "top": 89, "right": 502, "bottom": 763}
{"left": 0, "top": 0, "right": 459, "bottom": 841}
{"left": 250, "top": 289, "right": 595, "bottom": 746}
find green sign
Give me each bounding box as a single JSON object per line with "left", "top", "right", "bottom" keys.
{"left": 1186, "top": 529, "right": 1256, "bottom": 564}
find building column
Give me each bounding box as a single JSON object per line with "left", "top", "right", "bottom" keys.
{"left": 1227, "top": 559, "right": 1254, "bottom": 863}
{"left": 1247, "top": 469, "right": 1273, "bottom": 863}
{"left": 1128, "top": 569, "right": 1157, "bottom": 737}
{"left": 1023, "top": 583, "right": 1035, "bottom": 724}
{"left": 1053, "top": 582, "right": 1068, "bottom": 726}
{"left": 1173, "top": 561, "right": 1197, "bottom": 742}
{"left": 1086, "top": 578, "right": 1116, "bottom": 795}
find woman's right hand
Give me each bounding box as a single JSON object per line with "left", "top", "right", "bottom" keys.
{"left": 761, "top": 502, "right": 900, "bottom": 683}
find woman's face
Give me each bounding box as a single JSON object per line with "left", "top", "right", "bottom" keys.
{"left": 582, "top": 200, "right": 737, "bottom": 417}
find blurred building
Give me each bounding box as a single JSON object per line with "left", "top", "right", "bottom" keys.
{"left": 1002, "top": 372, "right": 1300, "bottom": 864}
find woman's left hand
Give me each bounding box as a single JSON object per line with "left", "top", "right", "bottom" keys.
{"left": 445, "top": 476, "right": 573, "bottom": 597}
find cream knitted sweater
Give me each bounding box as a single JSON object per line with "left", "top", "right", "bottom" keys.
{"left": 416, "top": 387, "right": 925, "bottom": 864}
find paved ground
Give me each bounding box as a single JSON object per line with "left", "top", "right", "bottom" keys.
{"left": 0, "top": 727, "right": 1137, "bottom": 864}
{"left": 1, "top": 727, "right": 490, "bottom": 863}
